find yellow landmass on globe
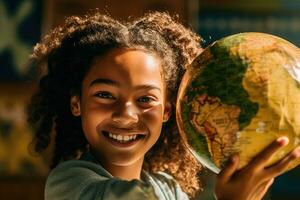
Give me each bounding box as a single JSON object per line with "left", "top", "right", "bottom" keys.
{"left": 191, "top": 94, "right": 240, "bottom": 167}
{"left": 233, "top": 36, "right": 300, "bottom": 169}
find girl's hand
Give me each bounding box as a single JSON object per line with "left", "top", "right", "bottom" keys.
{"left": 215, "top": 136, "right": 300, "bottom": 200}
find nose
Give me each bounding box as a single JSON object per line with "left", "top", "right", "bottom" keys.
{"left": 111, "top": 102, "right": 139, "bottom": 127}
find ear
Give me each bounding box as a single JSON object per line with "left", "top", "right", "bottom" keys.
{"left": 163, "top": 101, "right": 172, "bottom": 122}
{"left": 70, "top": 95, "right": 81, "bottom": 116}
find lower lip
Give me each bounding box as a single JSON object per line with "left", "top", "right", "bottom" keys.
{"left": 103, "top": 132, "right": 143, "bottom": 148}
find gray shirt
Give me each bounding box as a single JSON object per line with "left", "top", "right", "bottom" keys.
{"left": 45, "top": 159, "right": 189, "bottom": 200}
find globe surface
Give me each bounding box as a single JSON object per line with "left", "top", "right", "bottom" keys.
{"left": 176, "top": 32, "right": 300, "bottom": 173}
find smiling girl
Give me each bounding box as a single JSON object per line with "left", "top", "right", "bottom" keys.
{"left": 27, "top": 11, "right": 300, "bottom": 200}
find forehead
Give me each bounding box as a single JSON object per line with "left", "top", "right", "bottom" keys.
{"left": 83, "top": 48, "right": 164, "bottom": 89}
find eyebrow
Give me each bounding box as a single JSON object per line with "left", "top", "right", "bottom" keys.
{"left": 90, "top": 78, "right": 119, "bottom": 87}
{"left": 89, "top": 78, "right": 161, "bottom": 92}
{"left": 135, "top": 84, "right": 161, "bottom": 92}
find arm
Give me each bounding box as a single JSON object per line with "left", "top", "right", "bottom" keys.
{"left": 215, "top": 136, "right": 300, "bottom": 200}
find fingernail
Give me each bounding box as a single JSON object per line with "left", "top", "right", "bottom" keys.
{"left": 231, "top": 154, "right": 238, "bottom": 162}
{"left": 231, "top": 156, "right": 236, "bottom": 162}
{"left": 277, "top": 136, "right": 289, "bottom": 146}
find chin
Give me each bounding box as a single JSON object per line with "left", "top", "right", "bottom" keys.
{"left": 109, "top": 156, "right": 144, "bottom": 166}
{"left": 111, "top": 162, "right": 135, "bottom": 167}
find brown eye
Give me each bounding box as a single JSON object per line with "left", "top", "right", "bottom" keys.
{"left": 94, "top": 91, "right": 116, "bottom": 100}
{"left": 137, "top": 96, "right": 154, "bottom": 103}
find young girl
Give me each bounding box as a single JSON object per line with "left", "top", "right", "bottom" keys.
{"left": 27, "top": 11, "right": 300, "bottom": 200}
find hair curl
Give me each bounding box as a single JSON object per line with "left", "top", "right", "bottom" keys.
{"left": 27, "top": 11, "right": 203, "bottom": 197}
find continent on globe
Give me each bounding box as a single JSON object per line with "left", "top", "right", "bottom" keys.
{"left": 176, "top": 32, "right": 300, "bottom": 173}
{"left": 191, "top": 94, "right": 240, "bottom": 167}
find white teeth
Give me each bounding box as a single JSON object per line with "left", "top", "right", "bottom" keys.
{"left": 106, "top": 132, "right": 140, "bottom": 142}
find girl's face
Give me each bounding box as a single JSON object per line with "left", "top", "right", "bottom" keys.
{"left": 71, "top": 48, "right": 171, "bottom": 169}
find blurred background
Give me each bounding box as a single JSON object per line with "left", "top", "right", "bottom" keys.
{"left": 0, "top": 0, "right": 300, "bottom": 199}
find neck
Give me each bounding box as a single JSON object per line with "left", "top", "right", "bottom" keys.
{"left": 90, "top": 151, "right": 144, "bottom": 180}
{"left": 103, "top": 157, "right": 144, "bottom": 181}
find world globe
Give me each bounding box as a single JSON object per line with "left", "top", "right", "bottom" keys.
{"left": 176, "top": 32, "right": 300, "bottom": 173}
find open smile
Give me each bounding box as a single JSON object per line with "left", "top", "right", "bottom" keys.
{"left": 102, "top": 131, "right": 146, "bottom": 147}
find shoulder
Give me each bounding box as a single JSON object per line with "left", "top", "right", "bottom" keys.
{"left": 148, "top": 171, "right": 178, "bottom": 189}
{"left": 45, "top": 160, "right": 158, "bottom": 200}
{"left": 48, "top": 159, "right": 112, "bottom": 180}
{"left": 146, "top": 171, "right": 189, "bottom": 200}
{"left": 45, "top": 160, "right": 111, "bottom": 199}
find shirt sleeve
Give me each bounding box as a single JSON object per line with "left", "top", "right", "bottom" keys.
{"left": 45, "top": 160, "right": 159, "bottom": 200}
{"left": 77, "top": 178, "right": 159, "bottom": 200}
{"left": 150, "top": 171, "right": 190, "bottom": 200}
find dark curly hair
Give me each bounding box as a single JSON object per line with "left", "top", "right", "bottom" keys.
{"left": 27, "top": 11, "right": 203, "bottom": 197}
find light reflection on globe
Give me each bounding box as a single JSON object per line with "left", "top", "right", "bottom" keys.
{"left": 176, "top": 32, "right": 300, "bottom": 173}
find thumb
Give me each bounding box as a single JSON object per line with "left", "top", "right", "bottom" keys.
{"left": 218, "top": 154, "right": 240, "bottom": 183}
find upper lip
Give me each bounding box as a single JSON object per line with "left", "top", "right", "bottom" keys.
{"left": 102, "top": 128, "right": 147, "bottom": 136}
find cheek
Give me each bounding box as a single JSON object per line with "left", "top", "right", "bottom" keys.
{"left": 142, "top": 104, "right": 164, "bottom": 134}
{"left": 81, "top": 103, "right": 111, "bottom": 137}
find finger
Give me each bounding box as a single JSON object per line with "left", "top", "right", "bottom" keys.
{"left": 218, "top": 154, "right": 239, "bottom": 183}
{"left": 253, "top": 178, "right": 274, "bottom": 200}
{"left": 265, "top": 146, "right": 300, "bottom": 178}
{"left": 249, "top": 136, "right": 289, "bottom": 169}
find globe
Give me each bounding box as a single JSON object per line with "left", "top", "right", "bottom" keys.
{"left": 176, "top": 32, "right": 300, "bottom": 173}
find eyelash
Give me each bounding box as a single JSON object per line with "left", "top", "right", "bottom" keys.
{"left": 94, "top": 91, "right": 116, "bottom": 99}
{"left": 137, "top": 96, "right": 155, "bottom": 103}
{"left": 94, "top": 92, "right": 156, "bottom": 105}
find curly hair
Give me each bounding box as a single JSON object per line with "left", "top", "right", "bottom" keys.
{"left": 27, "top": 11, "right": 203, "bottom": 197}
